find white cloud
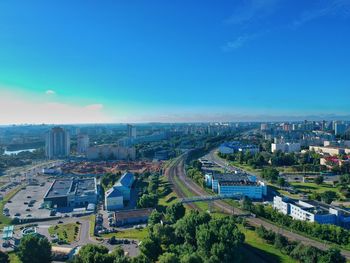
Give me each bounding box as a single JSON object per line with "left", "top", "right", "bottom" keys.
{"left": 226, "top": 0, "right": 282, "bottom": 25}
{"left": 0, "top": 90, "right": 112, "bottom": 124}
{"left": 45, "top": 90, "right": 56, "bottom": 95}
{"left": 223, "top": 0, "right": 350, "bottom": 50}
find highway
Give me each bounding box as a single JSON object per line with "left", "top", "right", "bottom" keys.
{"left": 164, "top": 152, "right": 350, "bottom": 260}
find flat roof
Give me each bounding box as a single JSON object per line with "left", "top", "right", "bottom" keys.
{"left": 75, "top": 178, "right": 96, "bottom": 196}
{"left": 219, "top": 180, "right": 258, "bottom": 186}
{"left": 212, "top": 173, "right": 249, "bottom": 181}
{"left": 45, "top": 178, "right": 96, "bottom": 198}
{"left": 45, "top": 179, "right": 72, "bottom": 198}
{"left": 115, "top": 208, "right": 153, "bottom": 221}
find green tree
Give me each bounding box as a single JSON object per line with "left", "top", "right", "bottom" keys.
{"left": 17, "top": 235, "right": 52, "bottom": 263}
{"left": 314, "top": 176, "right": 324, "bottom": 185}
{"left": 277, "top": 177, "right": 286, "bottom": 187}
{"left": 319, "top": 248, "right": 346, "bottom": 263}
{"left": 148, "top": 210, "right": 162, "bottom": 225}
{"left": 0, "top": 251, "right": 9, "bottom": 263}
{"left": 158, "top": 253, "right": 179, "bottom": 263}
{"left": 140, "top": 237, "right": 162, "bottom": 262}
{"left": 137, "top": 193, "right": 158, "bottom": 208}
{"left": 321, "top": 191, "right": 338, "bottom": 204}
{"left": 166, "top": 203, "right": 186, "bottom": 223}
{"left": 180, "top": 253, "right": 203, "bottom": 263}
{"left": 261, "top": 167, "right": 279, "bottom": 183}
{"left": 242, "top": 196, "right": 253, "bottom": 211}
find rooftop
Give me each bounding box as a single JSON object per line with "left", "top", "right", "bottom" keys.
{"left": 115, "top": 172, "right": 134, "bottom": 188}
{"left": 45, "top": 178, "right": 96, "bottom": 198}
{"left": 212, "top": 173, "right": 249, "bottom": 182}
{"left": 219, "top": 180, "right": 259, "bottom": 186}
{"left": 115, "top": 208, "right": 153, "bottom": 221}
{"left": 45, "top": 179, "right": 72, "bottom": 198}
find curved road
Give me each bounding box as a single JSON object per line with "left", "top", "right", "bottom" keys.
{"left": 165, "top": 153, "right": 350, "bottom": 260}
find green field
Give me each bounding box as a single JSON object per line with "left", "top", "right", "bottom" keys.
{"left": 102, "top": 227, "right": 148, "bottom": 240}
{"left": 239, "top": 226, "right": 296, "bottom": 263}
{"left": 158, "top": 176, "right": 178, "bottom": 210}
{"left": 48, "top": 222, "right": 80, "bottom": 244}
{"left": 290, "top": 182, "right": 344, "bottom": 198}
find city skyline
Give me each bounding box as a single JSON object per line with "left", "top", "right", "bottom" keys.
{"left": 1, "top": 0, "right": 350, "bottom": 124}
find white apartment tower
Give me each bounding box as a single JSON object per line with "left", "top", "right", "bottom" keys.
{"left": 127, "top": 124, "right": 136, "bottom": 138}
{"left": 45, "top": 127, "right": 70, "bottom": 159}
{"left": 77, "top": 133, "right": 89, "bottom": 154}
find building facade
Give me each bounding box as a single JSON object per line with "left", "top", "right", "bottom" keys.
{"left": 77, "top": 134, "right": 89, "bottom": 154}
{"left": 273, "top": 196, "right": 350, "bottom": 227}
{"left": 105, "top": 172, "right": 134, "bottom": 211}
{"left": 45, "top": 127, "right": 70, "bottom": 159}
{"left": 86, "top": 145, "right": 136, "bottom": 160}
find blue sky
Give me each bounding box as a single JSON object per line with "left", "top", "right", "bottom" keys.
{"left": 0, "top": 0, "right": 349, "bottom": 124}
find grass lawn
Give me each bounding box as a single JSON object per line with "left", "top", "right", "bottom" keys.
{"left": 102, "top": 227, "right": 148, "bottom": 240}
{"left": 158, "top": 176, "right": 178, "bottom": 211}
{"left": 89, "top": 214, "right": 96, "bottom": 237}
{"left": 0, "top": 186, "right": 23, "bottom": 227}
{"left": 172, "top": 175, "right": 209, "bottom": 212}
{"left": 238, "top": 226, "right": 296, "bottom": 263}
{"left": 48, "top": 222, "right": 80, "bottom": 244}
{"left": 290, "top": 182, "right": 344, "bottom": 198}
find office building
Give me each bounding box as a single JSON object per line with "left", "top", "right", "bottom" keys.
{"left": 45, "top": 127, "right": 70, "bottom": 159}
{"left": 77, "top": 134, "right": 89, "bottom": 154}
{"left": 273, "top": 196, "right": 350, "bottom": 226}
{"left": 218, "top": 180, "right": 267, "bottom": 199}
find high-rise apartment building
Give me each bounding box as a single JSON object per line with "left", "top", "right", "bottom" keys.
{"left": 127, "top": 124, "right": 136, "bottom": 138}
{"left": 45, "top": 127, "right": 70, "bottom": 159}
{"left": 77, "top": 133, "right": 89, "bottom": 154}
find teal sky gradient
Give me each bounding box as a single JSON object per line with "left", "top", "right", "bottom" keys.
{"left": 0, "top": 0, "right": 350, "bottom": 123}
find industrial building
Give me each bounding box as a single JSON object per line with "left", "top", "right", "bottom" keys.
{"left": 105, "top": 172, "right": 134, "bottom": 211}
{"left": 205, "top": 172, "right": 266, "bottom": 199}
{"left": 273, "top": 196, "right": 350, "bottom": 227}
{"left": 218, "top": 141, "right": 259, "bottom": 155}
{"left": 113, "top": 208, "right": 153, "bottom": 226}
{"left": 44, "top": 178, "right": 98, "bottom": 208}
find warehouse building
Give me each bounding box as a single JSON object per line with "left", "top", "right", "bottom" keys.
{"left": 44, "top": 178, "right": 98, "bottom": 208}
{"left": 105, "top": 172, "right": 134, "bottom": 211}
{"left": 113, "top": 208, "right": 153, "bottom": 226}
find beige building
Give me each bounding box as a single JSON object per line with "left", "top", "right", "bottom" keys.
{"left": 309, "top": 145, "right": 348, "bottom": 156}
{"left": 87, "top": 145, "right": 136, "bottom": 160}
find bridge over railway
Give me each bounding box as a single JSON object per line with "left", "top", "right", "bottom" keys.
{"left": 179, "top": 193, "right": 243, "bottom": 204}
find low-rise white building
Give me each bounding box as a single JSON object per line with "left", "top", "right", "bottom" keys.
{"left": 273, "top": 196, "right": 350, "bottom": 226}
{"left": 271, "top": 143, "right": 301, "bottom": 153}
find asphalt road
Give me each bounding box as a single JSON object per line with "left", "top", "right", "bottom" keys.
{"left": 165, "top": 152, "right": 350, "bottom": 260}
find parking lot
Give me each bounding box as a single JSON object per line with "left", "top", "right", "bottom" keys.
{"left": 4, "top": 180, "right": 52, "bottom": 219}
